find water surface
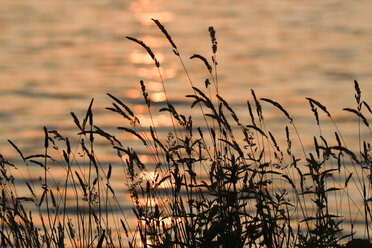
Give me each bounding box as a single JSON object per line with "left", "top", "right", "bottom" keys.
{"left": 0, "top": 0, "right": 372, "bottom": 242}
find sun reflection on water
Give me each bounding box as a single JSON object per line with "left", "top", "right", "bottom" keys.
{"left": 1, "top": 0, "right": 372, "bottom": 245}
{"left": 129, "top": 50, "right": 165, "bottom": 65}
{"left": 150, "top": 92, "right": 166, "bottom": 102}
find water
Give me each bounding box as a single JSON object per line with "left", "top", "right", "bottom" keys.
{"left": 0, "top": 0, "right": 372, "bottom": 244}
{"left": 1, "top": 0, "right": 372, "bottom": 152}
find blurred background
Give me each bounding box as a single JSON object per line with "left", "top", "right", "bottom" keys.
{"left": 0, "top": 0, "right": 371, "bottom": 158}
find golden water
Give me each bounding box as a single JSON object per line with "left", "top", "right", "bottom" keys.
{"left": 0, "top": 0, "right": 372, "bottom": 244}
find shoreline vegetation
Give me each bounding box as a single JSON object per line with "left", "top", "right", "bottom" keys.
{"left": 0, "top": 19, "right": 372, "bottom": 248}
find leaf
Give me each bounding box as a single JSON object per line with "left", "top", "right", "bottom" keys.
{"left": 260, "top": 98, "right": 293, "bottom": 123}
{"left": 354, "top": 79, "right": 361, "bottom": 104}
{"left": 345, "top": 173, "right": 353, "bottom": 187}
{"left": 306, "top": 98, "right": 331, "bottom": 118}
{"left": 157, "top": 175, "right": 171, "bottom": 188}
{"left": 82, "top": 99, "right": 94, "bottom": 131}
{"left": 8, "top": 139, "right": 25, "bottom": 161}
{"left": 247, "top": 100, "right": 256, "bottom": 126}
{"left": 246, "top": 125, "right": 267, "bottom": 138}
{"left": 44, "top": 126, "right": 49, "bottom": 149}
{"left": 24, "top": 154, "right": 51, "bottom": 160}
{"left": 127, "top": 36, "right": 160, "bottom": 67}
{"left": 152, "top": 19, "right": 177, "bottom": 49}
{"left": 29, "top": 160, "right": 45, "bottom": 168}
{"left": 26, "top": 182, "right": 35, "bottom": 197}
{"left": 362, "top": 101, "right": 372, "bottom": 114}
{"left": 70, "top": 112, "right": 82, "bottom": 130}
{"left": 343, "top": 107, "right": 369, "bottom": 127}
{"left": 50, "top": 190, "right": 57, "bottom": 208}
{"left": 190, "top": 54, "right": 212, "bottom": 72}
{"left": 107, "top": 93, "right": 134, "bottom": 117}
{"left": 96, "top": 230, "right": 105, "bottom": 248}
{"left": 282, "top": 174, "right": 295, "bottom": 189}
{"left": 120, "top": 219, "right": 129, "bottom": 237}
{"left": 329, "top": 146, "right": 359, "bottom": 163}
{"left": 325, "top": 187, "right": 341, "bottom": 192}
{"left": 66, "top": 137, "right": 71, "bottom": 154}
{"left": 39, "top": 191, "right": 46, "bottom": 207}
{"left": 107, "top": 164, "right": 112, "bottom": 180}
{"left": 16, "top": 197, "right": 34, "bottom": 202}
{"left": 75, "top": 171, "right": 87, "bottom": 196}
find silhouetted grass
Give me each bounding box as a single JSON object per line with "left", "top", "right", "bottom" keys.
{"left": 0, "top": 20, "right": 371, "bottom": 248}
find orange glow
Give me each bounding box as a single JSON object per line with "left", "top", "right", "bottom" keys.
{"left": 137, "top": 66, "right": 178, "bottom": 80}
{"left": 133, "top": 104, "right": 147, "bottom": 114}
{"left": 138, "top": 154, "right": 149, "bottom": 164}
{"left": 133, "top": 11, "right": 174, "bottom": 26}
{"left": 136, "top": 114, "right": 172, "bottom": 126}
{"left": 137, "top": 67, "right": 159, "bottom": 79}
{"left": 126, "top": 89, "right": 141, "bottom": 98}
{"left": 163, "top": 65, "right": 178, "bottom": 79}
{"left": 150, "top": 92, "right": 166, "bottom": 102}
{"left": 146, "top": 81, "right": 163, "bottom": 91}
{"left": 130, "top": 0, "right": 174, "bottom": 26}
{"left": 129, "top": 50, "right": 164, "bottom": 65}
{"left": 140, "top": 35, "right": 168, "bottom": 48}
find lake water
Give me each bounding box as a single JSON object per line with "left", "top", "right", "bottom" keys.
{"left": 0, "top": 0, "right": 372, "bottom": 245}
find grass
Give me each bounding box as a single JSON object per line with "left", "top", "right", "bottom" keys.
{"left": 0, "top": 19, "right": 371, "bottom": 248}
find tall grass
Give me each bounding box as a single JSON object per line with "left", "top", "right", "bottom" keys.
{"left": 0, "top": 19, "right": 371, "bottom": 248}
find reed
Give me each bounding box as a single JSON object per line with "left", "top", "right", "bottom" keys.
{"left": 0, "top": 20, "right": 371, "bottom": 248}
